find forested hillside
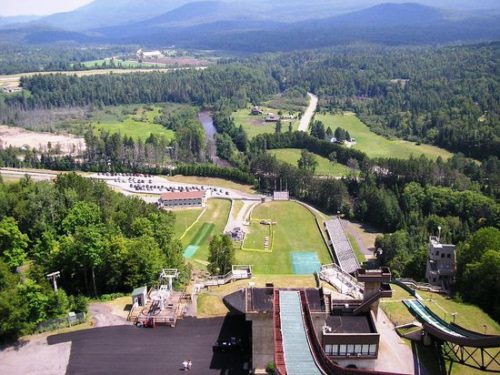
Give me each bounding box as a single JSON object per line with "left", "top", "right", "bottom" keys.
{"left": 0, "top": 173, "right": 186, "bottom": 342}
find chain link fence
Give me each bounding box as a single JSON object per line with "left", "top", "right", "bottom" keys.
{"left": 35, "top": 312, "right": 86, "bottom": 334}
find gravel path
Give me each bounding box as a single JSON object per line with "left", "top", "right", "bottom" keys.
{"left": 298, "top": 92, "right": 318, "bottom": 132}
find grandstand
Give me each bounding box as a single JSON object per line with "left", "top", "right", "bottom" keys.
{"left": 324, "top": 217, "right": 360, "bottom": 274}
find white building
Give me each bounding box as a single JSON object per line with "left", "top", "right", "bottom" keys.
{"left": 159, "top": 191, "right": 206, "bottom": 208}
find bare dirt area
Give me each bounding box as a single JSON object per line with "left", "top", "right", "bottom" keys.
{"left": 0, "top": 337, "right": 71, "bottom": 375}
{"left": 89, "top": 302, "right": 130, "bottom": 328}
{"left": 0, "top": 125, "right": 85, "bottom": 154}
{"left": 341, "top": 219, "right": 381, "bottom": 258}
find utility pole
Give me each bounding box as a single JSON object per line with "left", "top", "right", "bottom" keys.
{"left": 46, "top": 271, "right": 60, "bottom": 293}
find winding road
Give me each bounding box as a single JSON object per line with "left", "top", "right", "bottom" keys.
{"left": 298, "top": 92, "right": 318, "bottom": 132}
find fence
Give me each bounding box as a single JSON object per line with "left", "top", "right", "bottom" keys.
{"left": 35, "top": 312, "right": 86, "bottom": 334}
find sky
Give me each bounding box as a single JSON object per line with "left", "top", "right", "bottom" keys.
{"left": 0, "top": 0, "right": 93, "bottom": 17}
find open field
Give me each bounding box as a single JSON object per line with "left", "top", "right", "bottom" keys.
{"left": 173, "top": 208, "right": 203, "bottom": 239}
{"left": 314, "top": 112, "right": 453, "bottom": 160}
{"left": 0, "top": 125, "right": 85, "bottom": 154}
{"left": 181, "top": 199, "right": 231, "bottom": 265}
{"left": 382, "top": 286, "right": 500, "bottom": 375}
{"left": 269, "top": 148, "right": 352, "bottom": 177}
{"left": 92, "top": 105, "right": 176, "bottom": 141}
{"left": 81, "top": 59, "right": 170, "bottom": 69}
{"left": 167, "top": 175, "right": 256, "bottom": 195}
{"left": 233, "top": 104, "right": 302, "bottom": 139}
{"left": 235, "top": 201, "right": 331, "bottom": 274}
{"left": 381, "top": 285, "right": 500, "bottom": 334}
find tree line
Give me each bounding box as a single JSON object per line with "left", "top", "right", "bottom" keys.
{"left": 0, "top": 173, "right": 188, "bottom": 342}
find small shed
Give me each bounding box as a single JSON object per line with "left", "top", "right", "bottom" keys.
{"left": 132, "top": 286, "right": 148, "bottom": 306}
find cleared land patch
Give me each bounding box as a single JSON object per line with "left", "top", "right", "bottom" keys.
{"left": 174, "top": 208, "right": 203, "bottom": 239}
{"left": 92, "top": 105, "right": 177, "bottom": 141}
{"left": 269, "top": 148, "right": 351, "bottom": 177}
{"left": 314, "top": 112, "right": 453, "bottom": 160}
{"left": 234, "top": 201, "right": 331, "bottom": 274}
{"left": 0, "top": 125, "right": 85, "bottom": 154}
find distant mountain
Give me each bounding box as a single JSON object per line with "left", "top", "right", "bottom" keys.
{"left": 0, "top": 15, "right": 40, "bottom": 28}
{"left": 320, "top": 3, "right": 446, "bottom": 27}
{"left": 38, "top": 0, "right": 190, "bottom": 30}
{"left": 4, "top": 1, "right": 500, "bottom": 50}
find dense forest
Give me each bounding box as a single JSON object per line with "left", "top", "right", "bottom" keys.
{"left": 0, "top": 44, "right": 133, "bottom": 74}
{"left": 0, "top": 173, "right": 186, "bottom": 342}
{"left": 2, "top": 43, "right": 498, "bottom": 160}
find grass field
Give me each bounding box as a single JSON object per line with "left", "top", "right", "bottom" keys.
{"left": 180, "top": 199, "right": 231, "bottom": 266}
{"left": 243, "top": 221, "right": 274, "bottom": 251}
{"left": 92, "top": 105, "right": 177, "bottom": 141}
{"left": 235, "top": 201, "right": 331, "bottom": 274}
{"left": 167, "top": 175, "right": 256, "bottom": 194}
{"left": 233, "top": 105, "right": 301, "bottom": 139}
{"left": 174, "top": 208, "right": 203, "bottom": 238}
{"left": 382, "top": 285, "right": 500, "bottom": 374}
{"left": 381, "top": 285, "right": 500, "bottom": 334}
{"left": 314, "top": 112, "right": 453, "bottom": 160}
{"left": 269, "top": 148, "right": 352, "bottom": 177}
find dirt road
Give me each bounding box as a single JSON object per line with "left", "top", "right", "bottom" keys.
{"left": 298, "top": 92, "right": 318, "bottom": 132}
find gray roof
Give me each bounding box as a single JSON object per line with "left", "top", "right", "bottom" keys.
{"left": 132, "top": 286, "right": 147, "bottom": 296}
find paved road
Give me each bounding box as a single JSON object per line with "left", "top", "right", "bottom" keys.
{"left": 298, "top": 92, "right": 318, "bottom": 132}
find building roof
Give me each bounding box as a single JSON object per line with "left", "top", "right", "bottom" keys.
{"left": 325, "top": 314, "right": 375, "bottom": 334}
{"left": 160, "top": 191, "right": 205, "bottom": 201}
{"left": 132, "top": 286, "right": 147, "bottom": 296}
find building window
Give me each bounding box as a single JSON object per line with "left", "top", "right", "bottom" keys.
{"left": 325, "top": 345, "right": 333, "bottom": 355}
{"left": 441, "top": 253, "right": 445, "bottom": 258}
{"left": 354, "top": 344, "right": 362, "bottom": 354}
{"left": 369, "top": 344, "right": 377, "bottom": 355}
{"left": 332, "top": 345, "right": 338, "bottom": 355}
{"left": 361, "top": 344, "right": 370, "bottom": 355}
{"left": 347, "top": 344, "right": 355, "bottom": 354}
{"left": 447, "top": 254, "right": 451, "bottom": 258}
{"left": 339, "top": 345, "right": 347, "bottom": 355}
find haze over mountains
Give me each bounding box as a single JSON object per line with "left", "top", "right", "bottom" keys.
{"left": 2, "top": 0, "right": 500, "bottom": 51}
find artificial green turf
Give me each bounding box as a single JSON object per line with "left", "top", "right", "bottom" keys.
{"left": 268, "top": 148, "right": 352, "bottom": 177}
{"left": 235, "top": 201, "right": 332, "bottom": 274}
{"left": 314, "top": 112, "right": 453, "bottom": 160}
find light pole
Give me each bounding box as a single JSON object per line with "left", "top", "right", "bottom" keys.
{"left": 46, "top": 271, "right": 60, "bottom": 293}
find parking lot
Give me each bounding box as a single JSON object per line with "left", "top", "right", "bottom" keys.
{"left": 48, "top": 315, "right": 251, "bottom": 375}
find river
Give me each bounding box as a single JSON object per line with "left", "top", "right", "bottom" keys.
{"left": 198, "top": 110, "right": 230, "bottom": 167}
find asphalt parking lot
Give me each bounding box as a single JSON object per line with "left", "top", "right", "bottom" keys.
{"left": 48, "top": 315, "right": 251, "bottom": 375}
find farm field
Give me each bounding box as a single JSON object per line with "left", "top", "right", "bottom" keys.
{"left": 180, "top": 199, "right": 231, "bottom": 266}
{"left": 314, "top": 112, "right": 453, "bottom": 160}
{"left": 81, "top": 59, "right": 169, "bottom": 69}
{"left": 268, "top": 148, "right": 352, "bottom": 177}
{"left": 92, "top": 105, "right": 182, "bottom": 141}
{"left": 235, "top": 201, "right": 331, "bottom": 274}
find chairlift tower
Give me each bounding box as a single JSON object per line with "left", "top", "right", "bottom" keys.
{"left": 159, "top": 269, "right": 179, "bottom": 292}
{"left": 46, "top": 271, "right": 61, "bottom": 293}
